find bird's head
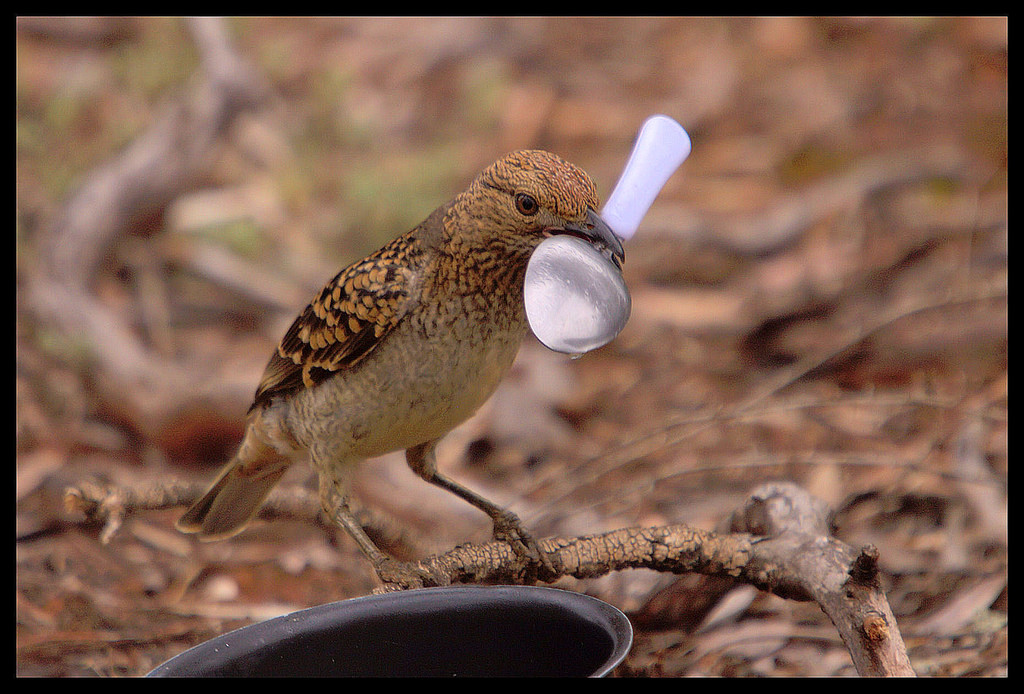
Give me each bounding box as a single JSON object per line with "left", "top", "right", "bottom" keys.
{"left": 446, "top": 150, "right": 624, "bottom": 268}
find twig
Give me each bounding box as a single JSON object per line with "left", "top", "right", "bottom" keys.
{"left": 62, "top": 478, "right": 915, "bottom": 676}
{"left": 727, "top": 482, "right": 915, "bottom": 676}
{"left": 64, "top": 479, "right": 201, "bottom": 544}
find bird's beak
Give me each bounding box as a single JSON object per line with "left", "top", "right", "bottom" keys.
{"left": 559, "top": 208, "right": 625, "bottom": 267}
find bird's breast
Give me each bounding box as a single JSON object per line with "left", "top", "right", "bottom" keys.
{"left": 281, "top": 287, "right": 529, "bottom": 462}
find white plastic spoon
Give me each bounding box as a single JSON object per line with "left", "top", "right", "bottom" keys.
{"left": 525, "top": 115, "right": 691, "bottom": 354}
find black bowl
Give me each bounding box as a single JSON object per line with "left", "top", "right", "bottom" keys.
{"left": 149, "top": 585, "right": 632, "bottom": 677}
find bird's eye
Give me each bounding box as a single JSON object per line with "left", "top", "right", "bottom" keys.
{"left": 515, "top": 193, "right": 539, "bottom": 216}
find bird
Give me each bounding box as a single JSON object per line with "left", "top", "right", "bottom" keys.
{"left": 177, "top": 149, "right": 624, "bottom": 583}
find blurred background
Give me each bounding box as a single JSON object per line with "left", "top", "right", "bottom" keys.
{"left": 16, "top": 17, "right": 1006, "bottom": 676}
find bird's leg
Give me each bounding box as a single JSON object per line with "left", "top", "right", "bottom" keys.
{"left": 406, "top": 440, "right": 555, "bottom": 578}
{"left": 320, "top": 478, "right": 437, "bottom": 588}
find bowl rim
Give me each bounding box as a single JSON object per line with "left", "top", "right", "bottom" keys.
{"left": 148, "top": 584, "right": 633, "bottom": 677}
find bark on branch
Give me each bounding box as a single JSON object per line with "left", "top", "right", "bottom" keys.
{"left": 63, "top": 478, "right": 915, "bottom": 676}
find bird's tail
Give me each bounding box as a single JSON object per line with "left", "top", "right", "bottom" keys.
{"left": 177, "top": 440, "right": 290, "bottom": 541}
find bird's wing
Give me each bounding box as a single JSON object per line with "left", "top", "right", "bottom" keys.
{"left": 251, "top": 233, "right": 425, "bottom": 409}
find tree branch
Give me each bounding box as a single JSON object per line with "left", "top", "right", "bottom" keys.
{"left": 63, "top": 478, "right": 915, "bottom": 676}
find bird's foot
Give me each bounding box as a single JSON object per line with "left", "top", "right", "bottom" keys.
{"left": 491, "top": 509, "right": 558, "bottom": 581}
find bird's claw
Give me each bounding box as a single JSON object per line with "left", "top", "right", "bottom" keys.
{"left": 491, "top": 510, "right": 557, "bottom": 580}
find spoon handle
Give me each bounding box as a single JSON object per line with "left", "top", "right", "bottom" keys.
{"left": 601, "top": 115, "right": 691, "bottom": 241}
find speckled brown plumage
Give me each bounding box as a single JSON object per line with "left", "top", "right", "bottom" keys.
{"left": 177, "top": 149, "right": 623, "bottom": 581}
{"left": 253, "top": 230, "right": 424, "bottom": 406}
